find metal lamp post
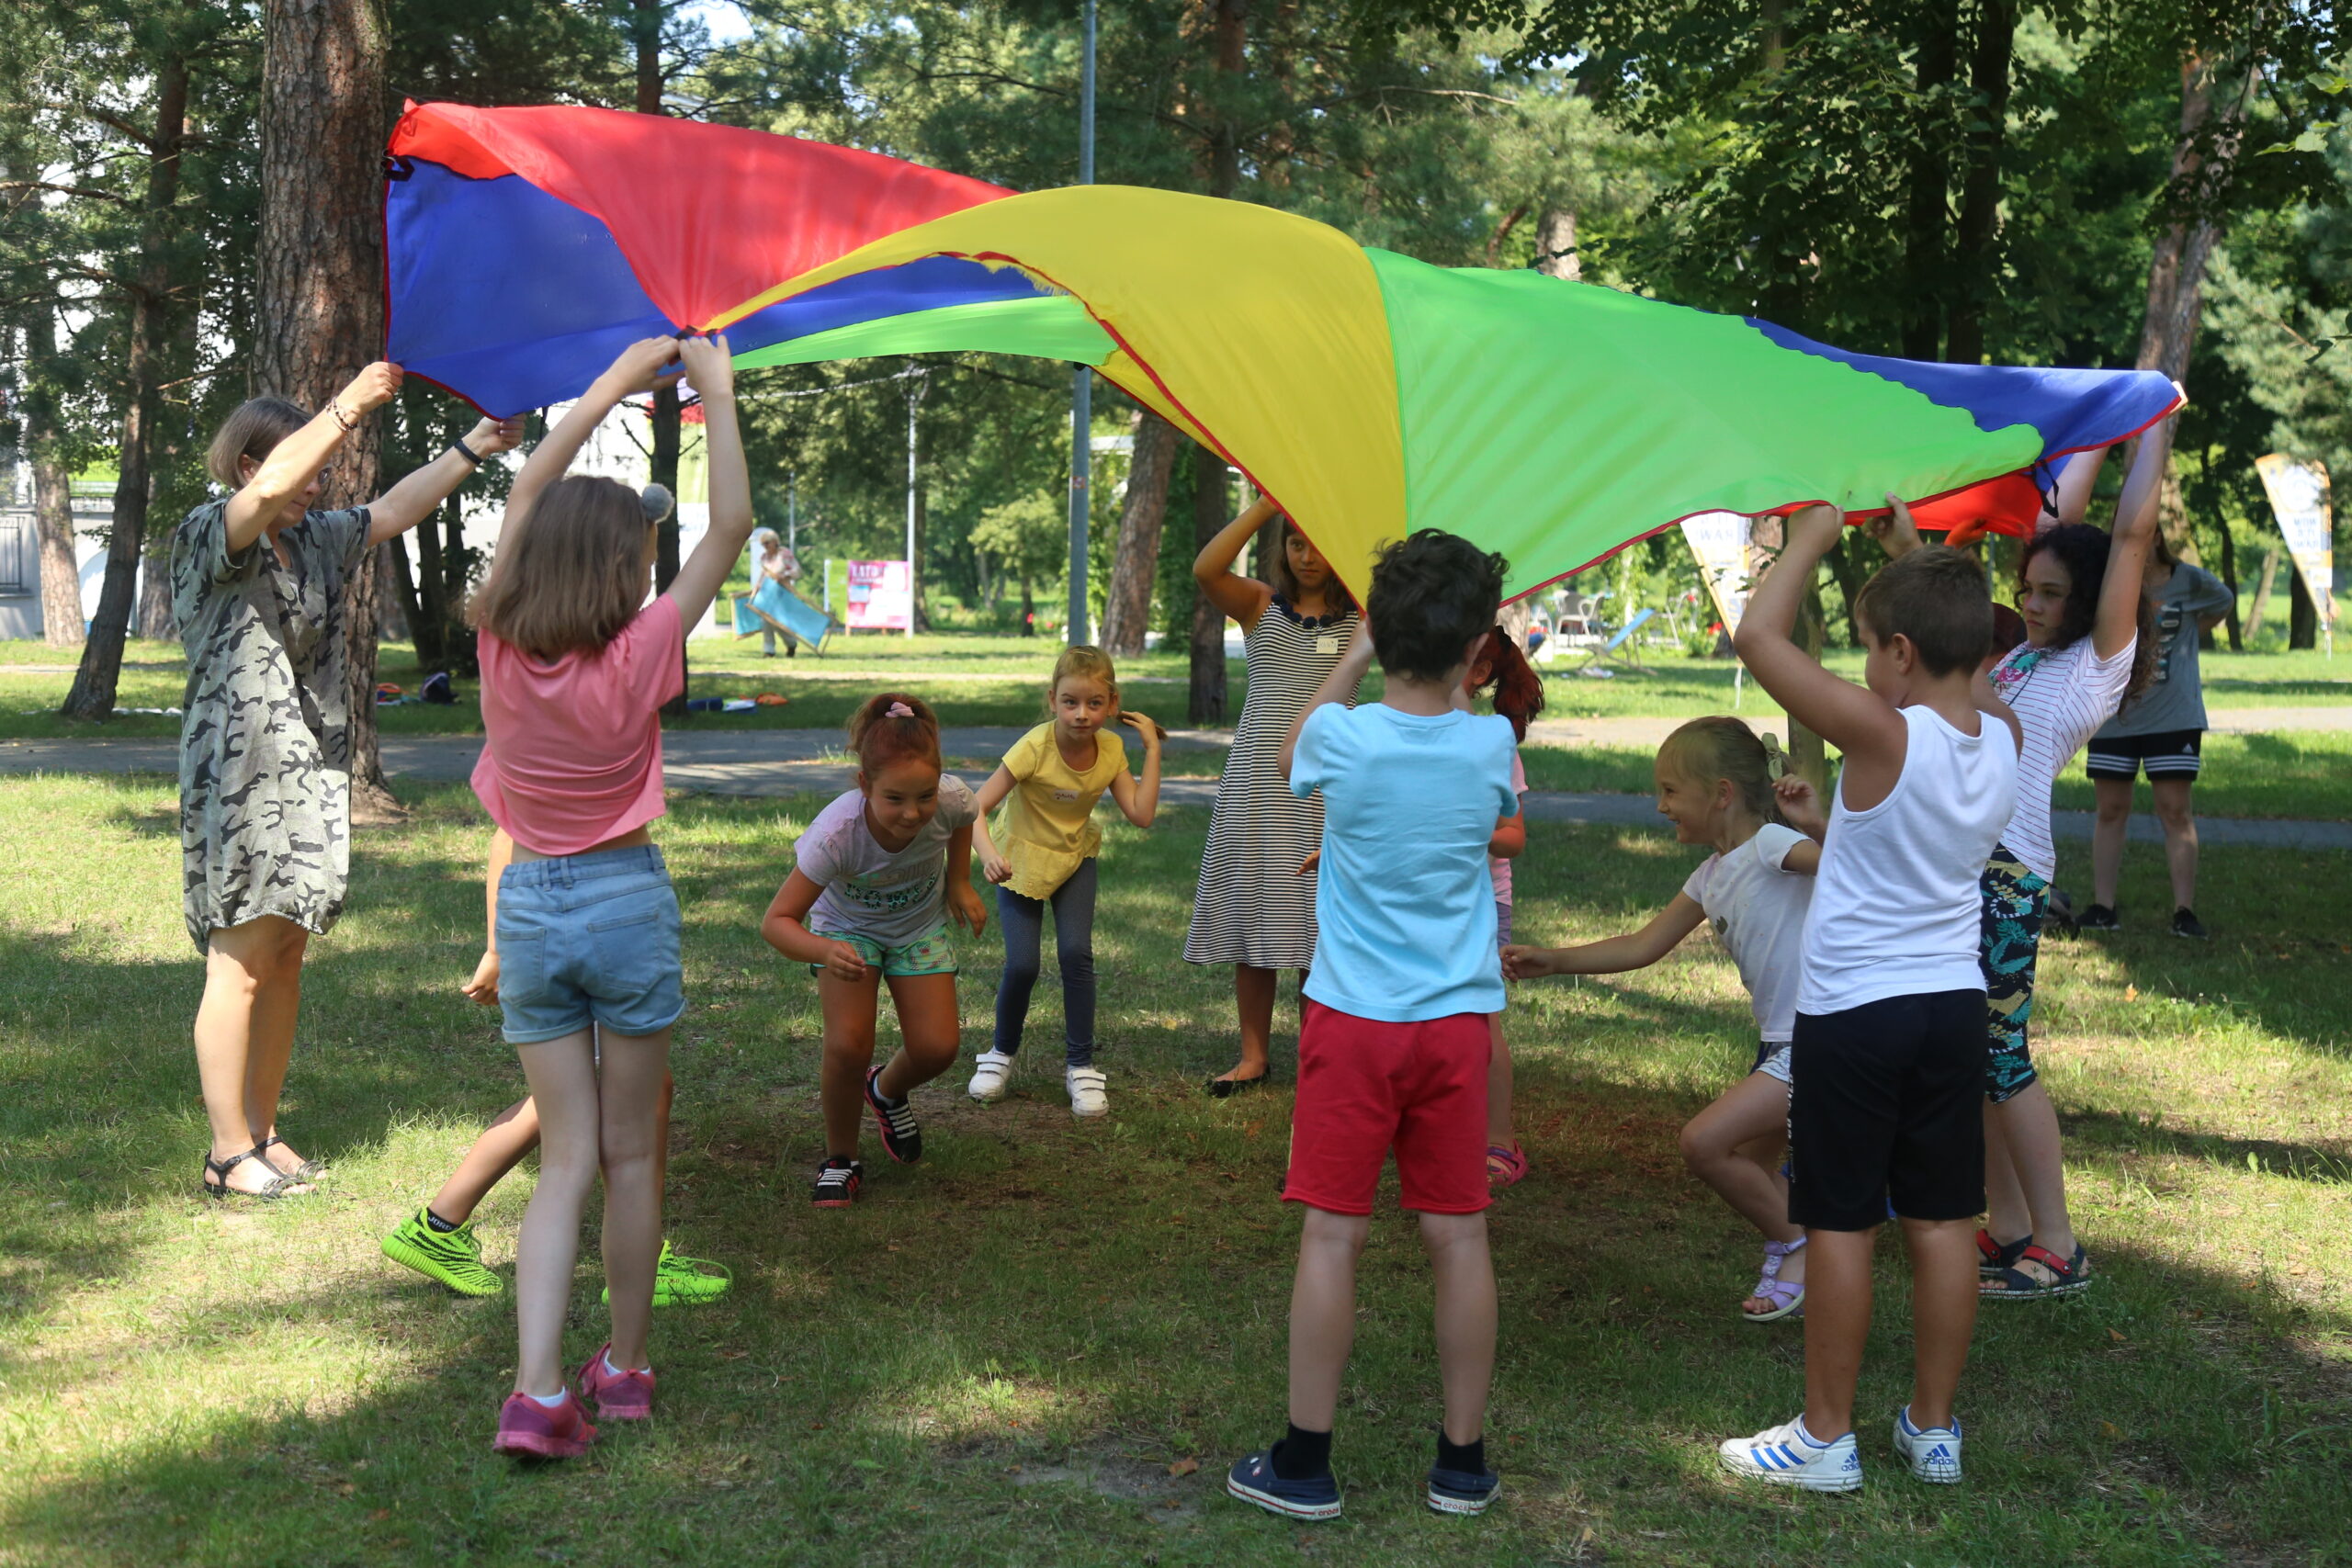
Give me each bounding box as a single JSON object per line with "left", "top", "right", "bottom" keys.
{"left": 1066, "top": 0, "right": 1097, "bottom": 645}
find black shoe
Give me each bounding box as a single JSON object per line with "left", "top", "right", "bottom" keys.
{"left": 2077, "top": 903, "right": 2119, "bottom": 931}
{"left": 2045, "top": 888, "right": 2078, "bottom": 937}
{"left": 864, "top": 1067, "right": 923, "bottom": 1163}
{"left": 2171, "top": 907, "right": 2209, "bottom": 940}
{"left": 812, "top": 1156, "right": 863, "bottom": 1206}
{"left": 1205, "top": 1070, "right": 1269, "bottom": 1099}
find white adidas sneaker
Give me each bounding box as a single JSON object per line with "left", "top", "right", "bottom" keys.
{"left": 967, "top": 1049, "right": 1016, "bottom": 1103}
{"left": 1717, "top": 1416, "right": 1863, "bottom": 1492}
{"left": 1892, "top": 1406, "right": 1962, "bottom": 1483}
{"left": 1065, "top": 1065, "right": 1109, "bottom": 1118}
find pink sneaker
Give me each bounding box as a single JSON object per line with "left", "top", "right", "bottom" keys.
{"left": 579, "top": 1344, "right": 656, "bottom": 1420}
{"left": 492, "top": 1390, "right": 599, "bottom": 1458}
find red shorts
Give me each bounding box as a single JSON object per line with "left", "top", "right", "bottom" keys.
{"left": 1283, "top": 999, "right": 1492, "bottom": 1215}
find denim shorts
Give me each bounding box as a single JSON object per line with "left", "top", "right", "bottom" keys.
{"left": 494, "top": 845, "right": 685, "bottom": 1044}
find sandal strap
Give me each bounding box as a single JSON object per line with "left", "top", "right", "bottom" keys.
{"left": 205, "top": 1145, "right": 305, "bottom": 1197}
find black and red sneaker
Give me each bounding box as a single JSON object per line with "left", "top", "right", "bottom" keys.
{"left": 864, "top": 1066, "right": 924, "bottom": 1164}
{"left": 812, "top": 1156, "right": 863, "bottom": 1207}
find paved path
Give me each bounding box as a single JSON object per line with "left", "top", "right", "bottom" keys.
{"left": 8, "top": 728, "right": 2350, "bottom": 852}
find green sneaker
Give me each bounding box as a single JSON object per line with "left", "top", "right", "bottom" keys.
{"left": 380, "top": 1207, "right": 502, "bottom": 1297}
{"left": 604, "top": 1240, "right": 733, "bottom": 1308}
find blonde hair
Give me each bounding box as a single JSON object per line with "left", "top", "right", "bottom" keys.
{"left": 1047, "top": 645, "right": 1120, "bottom": 711}
{"left": 207, "top": 397, "right": 309, "bottom": 490}
{"left": 1657, "top": 716, "right": 1783, "bottom": 824}
{"left": 469, "top": 476, "right": 653, "bottom": 660}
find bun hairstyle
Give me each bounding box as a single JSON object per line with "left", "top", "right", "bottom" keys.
{"left": 640, "top": 483, "right": 677, "bottom": 525}
{"left": 847, "top": 691, "right": 942, "bottom": 776}
{"left": 1657, "top": 716, "right": 1785, "bottom": 825}
{"left": 1467, "top": 625, "right": 1547, "bottom": 740}
{"left": 2018, "top": 522, "right": 2157, "bottom": 700}
{"left": 470, "top": 474, "right": 658, "bottom": 660}
{"left": 207, "top": 397, "right": 311, "bottom": 490}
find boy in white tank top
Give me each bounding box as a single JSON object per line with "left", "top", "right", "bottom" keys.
{"left": 1719, "top": 504, "right": 2020, "bottom": 1492}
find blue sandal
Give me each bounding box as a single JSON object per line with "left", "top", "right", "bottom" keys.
{"left": 1983, "top": 1242, "right": 2092, "bottom": 1300}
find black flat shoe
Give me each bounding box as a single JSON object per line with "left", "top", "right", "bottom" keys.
{"left": 202, "top": 1146, "right": 311, "bottom": 1201}
{"left": 1205, "top": 1072, "right": 1270, "bottom": 1099}
{"left": 256, "top": 1134, "right": 325, "bottom": 1181}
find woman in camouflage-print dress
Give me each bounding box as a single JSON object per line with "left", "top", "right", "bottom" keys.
{"left": 177, "top": 364, "right": 522, "bottom": 1198}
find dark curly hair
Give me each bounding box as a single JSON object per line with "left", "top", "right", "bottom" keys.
{"left": 1366, "top": 530, "right": 1508, "bottom": 682}
{"left": 2018, "top": 524, "right": 2156, "bottom": 700}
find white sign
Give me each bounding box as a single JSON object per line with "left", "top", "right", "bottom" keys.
{"left": 2255, "top": 456, "right": 2334, "bottom": 647}
{"left": 843, "top": 558, "right": 912, "bottom": 632}
{"left": 1679, "top": 512, "right": 1755, "bottom": 636}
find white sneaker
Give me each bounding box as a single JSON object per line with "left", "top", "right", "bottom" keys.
{"left": 1717, "top": 1416, "right": 1862, "bottom": 1492}
{"left": 967, "top": 1049, "right": 1016, "bottom": 1103}
{"left": 1892, "top": 1406, "right": 1962, "bottom": 1483}
{"left": 1065, "top": 1065, "right": 1109, "bottom": 1118}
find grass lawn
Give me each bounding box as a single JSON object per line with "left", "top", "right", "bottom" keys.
{"left": 6, "top": 634, "right": 2345, "bottom": 743}
{"left": 3, "top": 775, "right": 2349, "bottom": 1566}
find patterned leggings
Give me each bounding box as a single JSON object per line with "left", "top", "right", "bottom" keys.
{"left": 1979, "top": 843, "right": 2050, "bottom": 1103}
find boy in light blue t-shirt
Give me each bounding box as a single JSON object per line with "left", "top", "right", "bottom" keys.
{"left": 1224, "top": 529, "right": 1519, "bottom": 1524}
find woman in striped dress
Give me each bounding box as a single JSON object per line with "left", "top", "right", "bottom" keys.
{"left": 1187, "top": 496, "right": 1360, "bottom": 1092}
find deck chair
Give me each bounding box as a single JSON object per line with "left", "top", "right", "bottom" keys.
{"left": 1568, "top": 606, "right": 1657, "bottom": 678}
{"left": 731, "top": 579, "right": 838, "bottom": 656}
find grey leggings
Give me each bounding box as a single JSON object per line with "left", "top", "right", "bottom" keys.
{"left": 993, "top": 858, "right": 1098, "bottom": 1067}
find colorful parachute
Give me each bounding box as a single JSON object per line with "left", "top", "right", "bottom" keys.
{"left": 385, "top": 101, "right": 2182, "bottom": 600}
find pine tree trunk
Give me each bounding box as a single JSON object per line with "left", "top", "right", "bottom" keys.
{"left": 22, "top": 302, "right": 85, "bottom": 649}
{"left": 413, "top": 494, "right": 448, "bottom": 667}
{"left": 1102, "top": 410, "right": 1177, "bottom": 656}
{"left": 2216, "top": 523, "right": 2241, "bottom": 650}
{"left": 1790, "top": 579, "right": 1831, "bottom": 790}
{"left": 2245, "top": 547, "right": 2278, "bottom": 643}
{"left": 254, "top": 0, "right": 391, "bottom": 812}
{"left": 1941, "top": 0, "right": 2014, "bottom": 366}
{"left": 1534, "top": 209, "right": 1579, "bottom": 281}
{"left": 62, "top": 59, "right": 189, "bottom": 720}
{"left": 1899, "top": 6, "right": 1959, "bottom": 361}
{"left": 1187, "top": 443, "right": 1228, "bottom": 725}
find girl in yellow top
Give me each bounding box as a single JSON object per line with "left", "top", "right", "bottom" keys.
{"left": 967, "top": 646, "right": 1162, "bottom": 1116}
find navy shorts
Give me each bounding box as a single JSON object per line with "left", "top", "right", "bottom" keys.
{"left": 494, "top": 845, "right": 685, "bottom": 1044}
{"left": 1787, "top": 989, "right": 1986, "bottom": 1231}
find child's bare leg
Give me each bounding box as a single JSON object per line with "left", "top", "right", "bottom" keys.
{"left": 597, "top": 1030, "right": 672, "bottom": 1371}
{"left": 875, "top": 974, "right": 961, "bottom": 1099}
{"left": 1683, "top": 1075, "right": 1806, "bottom": 1303}
{"left": 1981, "top": 1102, "right": 2032, "bottom": 1247}
{"left": 1987, "top": 1084, "right": 2075, "bottom": 1259}
{"left": 1287, "top": 1206, "right": 1372, "bottom": 1432}
{"left": 511, "top": 1031, "right": 600, "bottom": 1398}
{"left": 819, "top": 971, "right": 883, "bottom": 1159}
{"left": 1900, "top": 1216, "right": 1978, "bottom": 1431}
{"left": 1214, "top": 964, "right": 1279, "bottom": 1086}
{"left": 1485, "top": 1017, "right": 1514, "bottom": 1147}
{"left": 1419, "top": 1209, "right": 1497, "bottom": 1445}
{"left": 1800, "top": 1225, "right": 1876, "bottom": 1439}
{"left": 429, "top": 1098, "right": 539, "bottom": 1224}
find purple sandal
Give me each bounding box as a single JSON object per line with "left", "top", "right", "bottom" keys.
{"left": 1742, "top": 1236, "right": 1806, "bottom": 1323}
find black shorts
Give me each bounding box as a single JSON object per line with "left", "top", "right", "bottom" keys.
{"left": 1787, "top": 990, "right": 1987, "bottom": 1232}
{"left": 2085, "top": 728, "right": 2202, "bottom": 781}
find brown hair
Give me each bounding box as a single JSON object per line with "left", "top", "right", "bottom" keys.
{"left": 1266, "top": 514, "right": 1359, "bottom": 615}
{"left": 207, "top": 397, "right": 309, "bottom": 490}
{"left": 2017, "top": 523, "right": 2158, "bottom": 699}
{"left": 1658, "top": 716, "right": 1784, "bottom": 824}
{"left": 1852, "top": 546, "right": 1993, "bottom": 676}
{"left": 1467, "top": 626, "right": 1546, "bottom": 740}
{"left": 469, "top": 476, "right": 654, "bottom": 660}
{"left": 847, "top": 691, "right": 942, "bottom": 776}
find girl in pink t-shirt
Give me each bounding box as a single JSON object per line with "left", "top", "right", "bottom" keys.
{"left": 470, "top": 334, "right": 755, "bottom": 1460}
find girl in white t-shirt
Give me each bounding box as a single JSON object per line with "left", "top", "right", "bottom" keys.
{"left": 1506, "top": 718, "right": 1822, "bottom": 1321}
{"left": 761, "top": 693, "right": 987, "bottom": 1207}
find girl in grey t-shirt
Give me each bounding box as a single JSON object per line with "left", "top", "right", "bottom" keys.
{"left": 2083, "top": 539, "right": 2235, "bottom": 937}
